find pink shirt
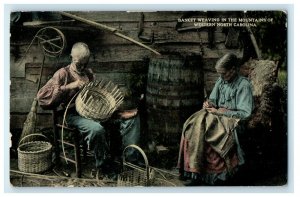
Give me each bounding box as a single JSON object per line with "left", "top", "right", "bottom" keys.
{"left": 37, "top": 65, "right": 94, "bottom": 110}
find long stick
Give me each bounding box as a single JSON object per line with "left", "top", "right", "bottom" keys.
{"left": 60, "top": 11, "right": 161, "bottom": 55}
{"left": 244, "top": 13, "right": 261, "bottom": 59}
{"left": 37, "top": 55, "right": 45, "bottom": 92}
{"left": 10, "top": 170, "right": 113, "bottom": 184}
{"left": 246, "top": 26, "right": 261, "bottom": 59}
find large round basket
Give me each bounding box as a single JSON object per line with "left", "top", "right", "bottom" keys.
{"left": 75, "top": 80, "right": 124, "bottom": 121}
{"left": 17, "top": 134, "right": 52, "bottom": 173}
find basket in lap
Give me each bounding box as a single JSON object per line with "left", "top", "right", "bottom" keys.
{"left": 75, "top": 80, "right": 124, "bottom": 121}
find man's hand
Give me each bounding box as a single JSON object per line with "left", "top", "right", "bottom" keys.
{"left": 118, "top": 109, "right": 138, "bottom": 119}
{"left": 64, "top": 79, "right": 87, "bottom": 90}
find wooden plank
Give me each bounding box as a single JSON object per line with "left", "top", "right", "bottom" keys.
{"left": 20, "top": 22, "right": 225, "bottom": 46}
{"left": 69, "top": 11, "right": 189, "bottom": 22}
{"left": 88, "top": 61, "right": 147, "bottom": 73}
{"left": 92, "top": 44, "right": 153, "bottom": 62}
{"left": 10, "top": 45, "right": 43, "bottom": 78}
{"left": 10, "top": 78, "right": 41, "bottom": 99}
{"left": 90, "top": 23, "right": 226, "bottom": 45}
{"left": 10, "top": 113, "right": 53, "bottom": 130}
{"left": 24, "top": 60, "right": 147, "bottom": 74}
{"left": 204, "top": 72, "right": 219, "bottom": 93}
{"left": 10, "top": 51, "right": 26, "bottom": 78}
{"left": 10, "top": 97, "right": 47, "bottom": 113}
{"left": 202, "top": 45, "right": 243, "bottom": 59}
{"left": 94, "top": 72, "right": 132, "bottom": 87}
{"left": 11, "top": 45, "right": 68, "bottom": 80}
{"left": 152, "top": 43, "right": 228, "bottom": 56}
{"left": 11, "top": 11, "right": 235, "bottom": 48}
{"left": 203, "top": 58, "right": 218, "bottom": 72}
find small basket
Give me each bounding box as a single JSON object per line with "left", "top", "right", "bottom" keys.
{"left": 117, "top": 145, "right": 154, "bottom": 187}
{"left": 17, "top": 133, "right": 52, "bottom": 173}
{"left": 75, "top": 80, "right": 124, "bottom": 121}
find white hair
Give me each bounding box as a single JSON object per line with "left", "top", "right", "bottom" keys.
{"left": 71, "top": 42, "right": 90, "bottom": 61}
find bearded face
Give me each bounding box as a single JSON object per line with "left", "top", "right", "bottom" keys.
{"left": 72, "top": 57, "right": 89, "bottom": 74}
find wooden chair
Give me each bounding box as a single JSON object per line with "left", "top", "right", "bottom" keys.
{"left": 52, "top": 108, "right": 87, "bottom": 178}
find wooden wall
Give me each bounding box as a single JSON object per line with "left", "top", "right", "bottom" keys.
{"left": 10, "top": 11, "right": 243, "bottom": 137}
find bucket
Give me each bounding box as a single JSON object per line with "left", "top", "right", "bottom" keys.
{"left": 146, "top": 56, "right": 204, "bottom": 145}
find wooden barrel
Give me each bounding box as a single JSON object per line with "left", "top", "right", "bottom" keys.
{"left": 146, "top": 56, "right": 204, "bottom": 146}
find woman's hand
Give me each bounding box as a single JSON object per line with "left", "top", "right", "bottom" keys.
{"left": 217, "top": 107, "right": 228, "bottom": 114}
{"left": 203, "top": 100, "right": 216, "bottom": 109}
{"left": 206, "top": 107, "right": 217, "bottom": 113}
{"left": 206, "top": 107, "right": 229, "bottom": 115}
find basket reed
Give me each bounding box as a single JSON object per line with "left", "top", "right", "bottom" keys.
{"left": 75, "top": 80, "right": 124, "bottom": 121}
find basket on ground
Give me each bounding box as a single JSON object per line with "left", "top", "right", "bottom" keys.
{"left": 117, "top": 145, "right": 178, "bottom": 187}
{"left": 17, "top": 133, "right": 52, "bottom": 173}
{"left": 75, "top": 80, "right": 124, "bottom": 121}
{"left": 117, "top": 145, "right": 154, "bottom": 187}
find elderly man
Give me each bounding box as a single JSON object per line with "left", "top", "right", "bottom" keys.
{"left": 177, "top": 53, "right": 254, "bottom": 185}
{"left": 37, "top": 42, "right": 109, "bottom": 175}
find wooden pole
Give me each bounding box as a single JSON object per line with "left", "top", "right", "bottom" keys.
{"left": 60, "top": 11, "right": 161, "bottom": 56}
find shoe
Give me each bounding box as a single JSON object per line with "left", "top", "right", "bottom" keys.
{"left": 179, "top": 174, "right": 188, "bottom": 181}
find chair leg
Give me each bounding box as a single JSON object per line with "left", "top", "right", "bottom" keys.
{"left": 52, "top": 111, "right": 60, "bottom": 166}
{"left": 82, "top": 142, "right": 87, "bottom": 161}
{"left": 73, "top": 131, "right": 82, "bottom": 178}
{"left": 53, "top": 109, "right": 86, "bottom": 178}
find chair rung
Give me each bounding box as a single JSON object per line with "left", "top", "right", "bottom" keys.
{"left": 58, "top": 139, "right": 76, "bottom": 147}
{"left": 59, "top": 155, "right": 76, "bottom": 164}
{"left": 53, "top": 109, "right": 84, "bottom": 178}
{"left": 56, "top": 124, "right": 76, "bottom": 131}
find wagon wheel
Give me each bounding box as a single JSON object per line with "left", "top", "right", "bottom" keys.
{"left": 35, "top": 27, "right": 66, "bottom": 57}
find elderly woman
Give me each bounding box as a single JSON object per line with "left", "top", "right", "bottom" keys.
{"left": 37, "top": 42, "right": 109, "bottom": 174}
{"left": 177, "top": 53, "right": 254, "bottom": 185}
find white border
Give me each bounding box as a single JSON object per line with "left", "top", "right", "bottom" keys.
{"left": 2, "top": 2, "right": 296, "bottom": 195}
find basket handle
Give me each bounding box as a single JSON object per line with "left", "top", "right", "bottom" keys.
{"left": 122, "top": 144, "right": 150, "bottom": 180}
{"left": 123, "top": 144, "right": 149, "bottom": 167}
{"left": 18, "top": 133, "right": 50, "bottom": 146}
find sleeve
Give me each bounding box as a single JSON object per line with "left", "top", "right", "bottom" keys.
{"left": 36, "top": 69, "right": 68, "bottom": 110}
{"left": 223, "top": 81, "right": 254, "bottom": 120}
{"left": 209, "top": 78, "right": 221, "bottom": 107}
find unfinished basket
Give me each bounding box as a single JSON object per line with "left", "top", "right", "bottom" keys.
{"left": 117, "top": 145, "right": 154, "bottom": 187}
{"left": 17, "top": 133, "right": 52, "bottom": 173}
{"left": 75, "top": 80, "right": 124, "bottom": 121}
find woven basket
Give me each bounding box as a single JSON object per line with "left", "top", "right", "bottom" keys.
{"left": 17, "top": 134, "right": 52, "bottom": 173}
{"left": 117, "top": 145, "right": 154, "bottom": 187}
{"left": 75, "top": 80, "right": 124, "bottom": 121}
